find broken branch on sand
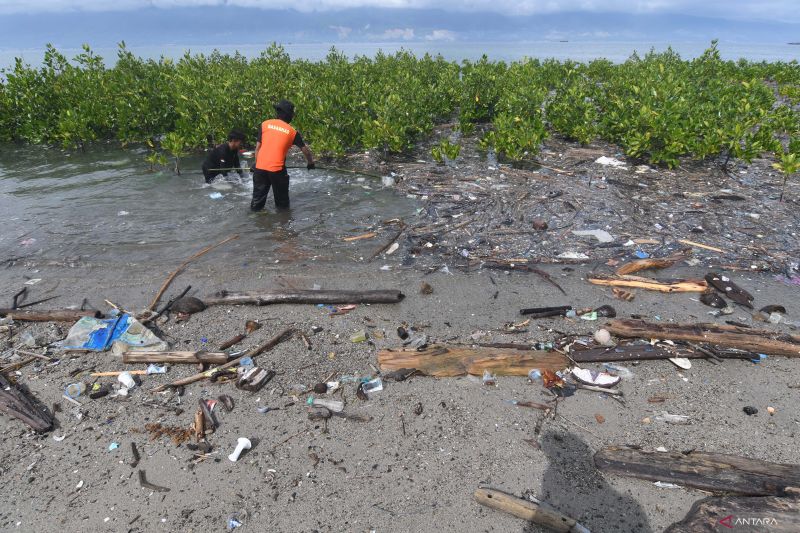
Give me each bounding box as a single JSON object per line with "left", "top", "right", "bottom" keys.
{"left": 0, "top": 308, "right": 103, "bottom": 322}
{"left": 202, "top": 289, "right": 404, "bottom": 306}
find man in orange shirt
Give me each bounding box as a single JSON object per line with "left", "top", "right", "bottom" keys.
{"left": 251, "top": 100, "right": 314, "bottom": 211}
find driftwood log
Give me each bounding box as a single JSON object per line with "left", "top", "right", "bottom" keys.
{"left": 607, "top": 319, "right": 800, "bottom": 357}
{"left": 473, "top": 488, "right": 580, "bottom": 532}
{"left": 595, "top": 446, "right": 800, "bottom": 496}
{"left": 0, "top": 308, "right": 102, "bottom": 322}
{"left": 122, "top": 351, "right": 229, "bottom": 364}
{"left": 665, "top": 494, "right": 800, "bottom": 533}
{"left": 587, "top": 274, "right": 707, "bottom": 293}
{"left": 0, "top": 374, "right": 53, "bottom": 432}
{"left": 377, "top": 345, "right": 568, "bottom": 377}
{"left": 202, "top": 289, "right": 404, "bottom": 306}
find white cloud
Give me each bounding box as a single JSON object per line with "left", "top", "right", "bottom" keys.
{"left": 1, "top": 0, "right": 799, "bottom": 23}
{"left": 329, "top": 25, "right": 353, "bottom": 38}
{"left": 425, "top": 29, "right": 457, "bottom": 41}
{"left": 380, "top": 28, "right": 415, "bottom": 40}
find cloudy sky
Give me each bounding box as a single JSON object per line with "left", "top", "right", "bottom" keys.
{"left": 1, "top": 0, "right": 798, "bottom": 23}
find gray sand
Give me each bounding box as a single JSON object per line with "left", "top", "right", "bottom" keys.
{"left": 1, "top": 258, "right": 798, "bottom": 533}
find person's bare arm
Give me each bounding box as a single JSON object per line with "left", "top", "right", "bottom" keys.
{"left": 255, "top": 141, "right": 261, "bottom": 157}
{"left": 301, "top": 145, "right": 315, "bottom": 169}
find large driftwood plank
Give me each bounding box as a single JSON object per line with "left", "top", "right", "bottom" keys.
{"left": 665, "top": 495, "right": 800, "bottom": 533}
{"left": 607, "top": 319, "right": 800, "bottom": 357}
{"left": 595, "top": 446, "right": 800, "bottom": 496}
{"left": 0, "top": 308, "right": 102, "bottom": 322}
{"left": 377, "top": 345, "right": 568, "bottom": 377}
{"left": 587, "top": 274, "right": 707, "bottom": 293}
{"left": 203, "top": 289, "right": 404, "bottom": 306}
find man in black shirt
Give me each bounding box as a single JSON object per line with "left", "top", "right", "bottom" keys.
{"left": 201, "top": 129, "right": 246, "bottom": 183}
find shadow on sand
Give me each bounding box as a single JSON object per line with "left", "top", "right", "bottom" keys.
{"left": 523, "top": 430, "right": 652, "bottom": 533}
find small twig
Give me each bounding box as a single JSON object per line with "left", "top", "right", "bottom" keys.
{"left": 270, "top": 429, "right": 307, "bottom": 453}
{"left": 141, "top": 285, "right": 191, "bottom": 325}
{"left": 138, "top": 470, "right": 170, "bottom": 492}
{"left": 12, "top": 287, "right": 27, "bottom": 309}
{"left": 368, "top": 222, "right": 406, "bottom": 261}
{"left": 559, "top": 414, "right": 600, "bottom": 439}
{"left": 130, "top": 442, "right": 141, "bottom": 468}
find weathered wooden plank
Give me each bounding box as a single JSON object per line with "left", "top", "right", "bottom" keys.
{"left": 607, "top": 319, "right": 800, "bottom": 357}
{"left": 377, "top": 345, "right": 568, "bottom": 377}
{"left": 595, "top": 446, "right": 800, "bottom": 496}
{"left": 665, "top": 495, "right": 800, "bottom": 533}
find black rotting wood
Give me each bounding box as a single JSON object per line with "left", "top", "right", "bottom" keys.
{"left": 705, "top": 272, "right": 754, "bottom": 308}
{"left": 0, "top": 374, "right": 53, "bottom": 432}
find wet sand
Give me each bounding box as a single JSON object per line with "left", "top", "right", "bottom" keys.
{"left": 1, "top": 257, "right": 798, "bottom": 533}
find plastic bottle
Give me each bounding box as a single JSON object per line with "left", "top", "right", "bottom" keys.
{"left": 306, "top": 396, "right": 344, "bottom": 413}
{"left": 528, "top": 369, "right": 542, "bottom": 383}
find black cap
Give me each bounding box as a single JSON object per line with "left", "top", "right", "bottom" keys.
{"left": 228, "top": 129, "right": 245, "bottom": 142}
{"left": 274, "top": 99, "right": 295, "bottom": 114}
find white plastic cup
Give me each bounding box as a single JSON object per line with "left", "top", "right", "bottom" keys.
{"left": 118, "top": 371, "right": 136, "bottom": 389}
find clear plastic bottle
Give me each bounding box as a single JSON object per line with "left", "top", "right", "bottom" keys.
{"left": 307, "top": 397, "right": 344, "bottom": 413}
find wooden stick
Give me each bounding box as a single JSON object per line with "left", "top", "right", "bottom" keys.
{"left": 218, "top": 334, "right": 246, "bottom": 350}
{"left": 587, "top": 274, "right": 707, "bottom": 293}
{"left": 150, "top": 327, "right": 295, "bottom": 392}
{"left": 0, "top": 357, "right": 38, "bottom": 374}
{"left": 473, "top": 488, "right": 578, "bottom": 532}
{"left": 343, "top": 232, "right": 377, "bottom": 242}
{"left": 122, "top": 351, "right": 228, "bottom": 364}
{"left": 678, "top": 239, "right": 726, "bottom": 254}
{"left": 193, "top": 408, "right": 204, "bottom": 441}
{"left": 13, "top": 350, "right": 54, "bottom": 361}
{"left": 369, "top": 223, "right": 406, "bottom": 261}
{"left": 0, "top": 309, "right": 102, "bottom": 322}
{"left": 137, "top": 470, "right": 170, "bottom": 492}
{"left": 203, "top": 289, "right": 404, "bottom": 307}
{"left": 147, "top": 234, "right": 239, "bottom": 311}
{"left": 91, "top": 370, "right": 148, "bottom": 377}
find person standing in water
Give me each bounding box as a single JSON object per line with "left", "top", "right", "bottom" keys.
{"left": 201, "top": 129, "right": 246, "bottom": 183}
{"left": 251, "top": 100, "right": 315, "bottom": 211}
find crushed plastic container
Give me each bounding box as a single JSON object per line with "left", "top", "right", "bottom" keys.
{"left": 361, "top": 378, "right": 383, "bottom": 395}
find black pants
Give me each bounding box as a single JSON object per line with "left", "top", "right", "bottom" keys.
{"left": 251, "top": 168, "right": 290, "bottom": 211}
